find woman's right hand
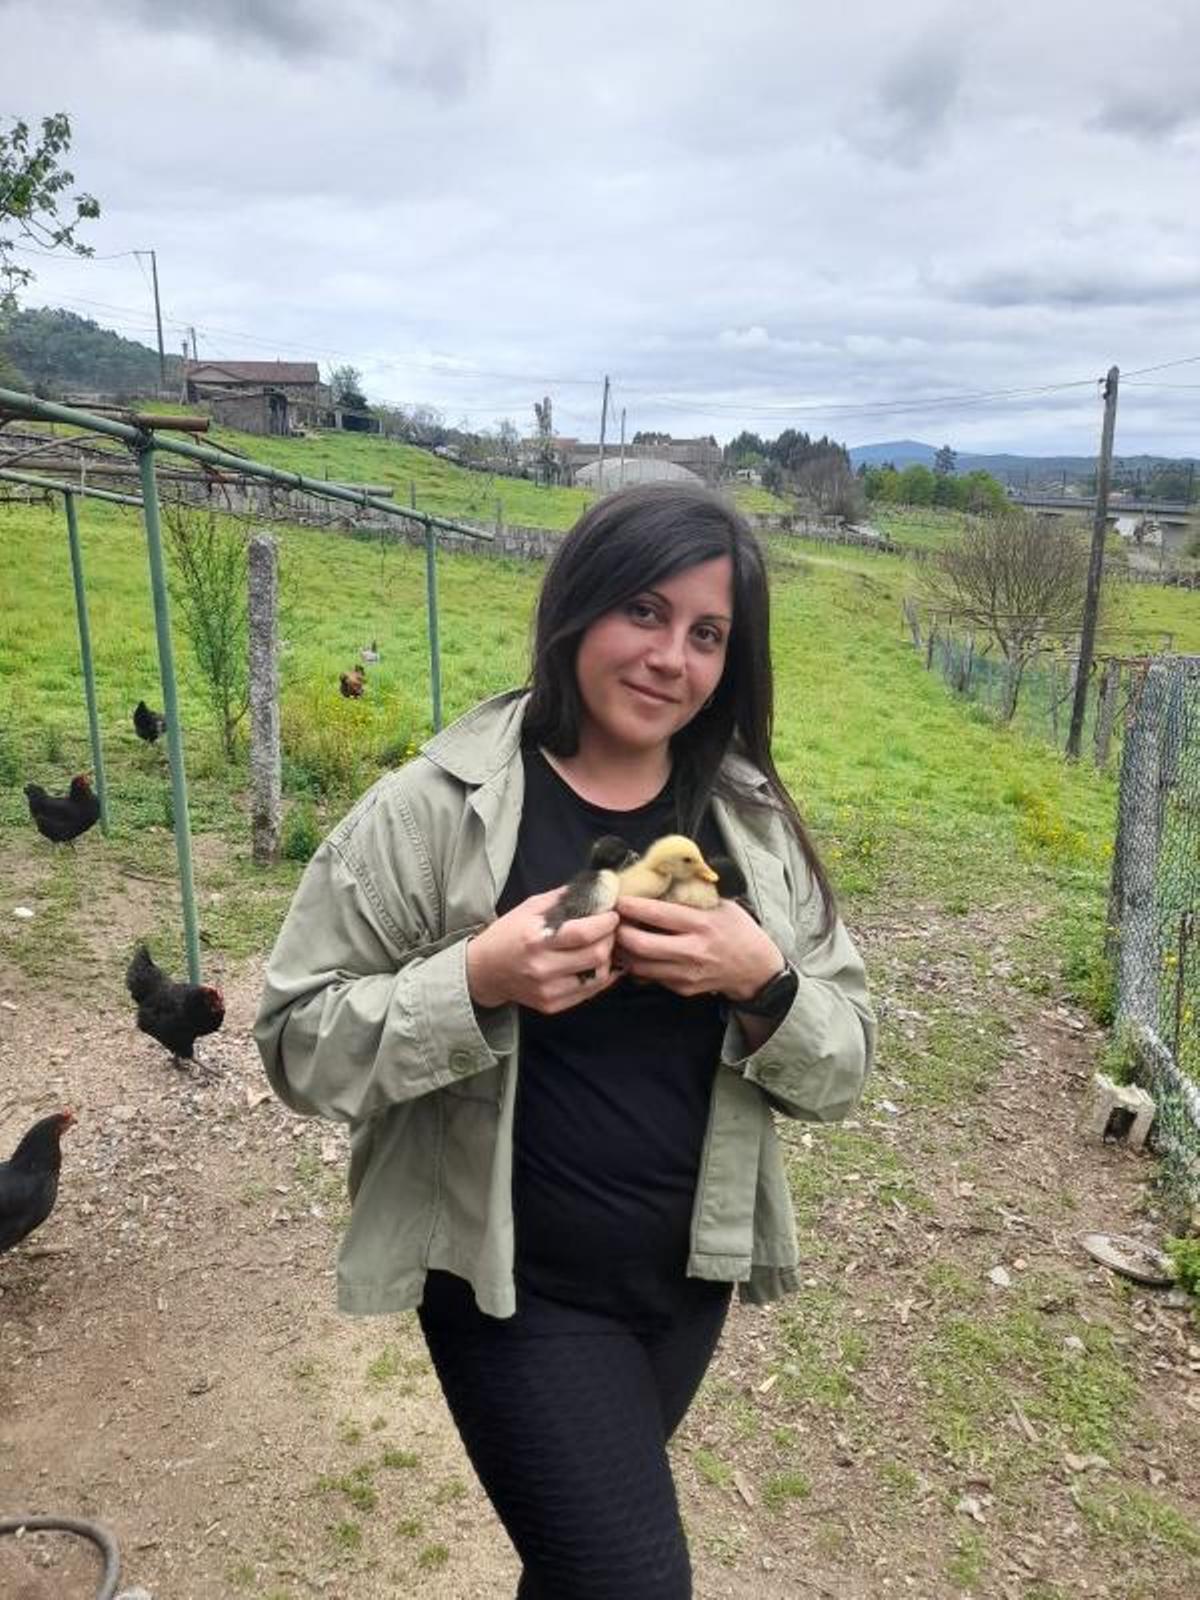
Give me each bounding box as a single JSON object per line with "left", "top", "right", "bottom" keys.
{"left": 465, "top": 889, "right": 620, "bottom": 1014}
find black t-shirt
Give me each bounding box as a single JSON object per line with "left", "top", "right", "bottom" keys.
{"left": 497, "top": 746, "right": 729, "bottom": 1323}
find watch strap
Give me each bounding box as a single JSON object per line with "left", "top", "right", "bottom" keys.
{"left": 735, "top": 963, "right": 798, "bottom": 1018}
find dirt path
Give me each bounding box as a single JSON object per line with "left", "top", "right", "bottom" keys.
{"left": 2, "top": 903, "right": 1198, "bottom": 1600}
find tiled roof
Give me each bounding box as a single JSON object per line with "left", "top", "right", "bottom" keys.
{"left": 184, "top": 360, "right": 321, "bottom": 383}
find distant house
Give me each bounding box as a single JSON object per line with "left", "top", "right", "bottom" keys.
{"left": 208, "top": 387, "right": 291, "bottom": 437}
{"left": 183, "top": 360, "right": 333, "bottom": 431}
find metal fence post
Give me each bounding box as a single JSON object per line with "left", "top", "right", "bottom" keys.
{"left": 62, "top": 490, "right": 109, "bottom": 835}
{"left": 136, "top": 439, "right": 203, "bottom": 984}
{"left": 425, "top": 525, "right": 442, "bottom": 732}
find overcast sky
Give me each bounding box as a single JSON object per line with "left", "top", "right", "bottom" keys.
{"left": 2, "top": 0, "right": 1198, "bottom": 455}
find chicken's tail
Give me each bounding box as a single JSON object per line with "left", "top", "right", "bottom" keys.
{"left": 125, "top": 942, "right": 163, "bottom": 1002}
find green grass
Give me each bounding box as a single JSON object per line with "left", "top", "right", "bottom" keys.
{"left": 694, "top": 1448, "right": 734, "bottom": 1488}
{"left": 1075, "top": 1486, "right": 1200, "bottom": 1560}
{"left": 917, "top": 1289, "right": 1135, "bottom": 1480}
{"left": 0, "top": 487, "right": 1137, "bottom": 1007}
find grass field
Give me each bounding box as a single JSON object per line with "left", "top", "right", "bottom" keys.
{"left": 0, "top": 492, "right": 1126, "bottom": 993}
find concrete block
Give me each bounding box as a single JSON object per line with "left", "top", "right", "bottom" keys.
{"left": 1080, "top": 1072, "right": 1156, "bottom": 1150}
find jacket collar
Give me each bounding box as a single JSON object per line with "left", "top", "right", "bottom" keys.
{"left": 420, "top": 690, "right": 529, "bottom": 786}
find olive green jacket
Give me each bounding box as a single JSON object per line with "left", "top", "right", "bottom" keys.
{"left": 254, "top": 691, "right": 875, "bottom": 1318}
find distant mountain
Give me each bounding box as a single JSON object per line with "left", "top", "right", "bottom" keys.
{"left": 848, "top": 439, "right": 1199, "bottom": 487}
{"left": 847, "top": 440, "right": 937, "bottom": 469}
{"left": 0, "top": 306, "right": 181, "bottom": 397}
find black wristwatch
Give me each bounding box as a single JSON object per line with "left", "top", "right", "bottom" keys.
{"left": 734, "top": 963, "right": 799, "bottom": 1019}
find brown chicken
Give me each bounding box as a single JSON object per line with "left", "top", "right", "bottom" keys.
{"left": 339, "top": 666, "right": 366, "bottom": 698}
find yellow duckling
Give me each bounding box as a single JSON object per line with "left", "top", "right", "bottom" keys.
{"left": 664, "top": 853, "right": 748, "bottom": 911}
{"left": 617, "top": 834, "right": 720, "bottom": 901}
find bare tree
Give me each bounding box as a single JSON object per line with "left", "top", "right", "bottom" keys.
{"left": 794, "top": 456, "right": 864, "bottom": 522}
{"left": 921, "top": 512, "right": 1094, "bottom": 720}
{"left": 533, "top": 395, "right": 556, "bottom": 482}
{"left": 496, "top": 417, "right": 521, "bottom": 469}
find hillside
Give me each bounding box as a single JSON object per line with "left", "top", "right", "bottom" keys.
{"left": 0, "top": 306, "right": 183, "bottom": 396}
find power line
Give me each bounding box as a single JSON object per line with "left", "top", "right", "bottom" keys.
{"left": 1121, "top": 353, "right": 1200, "bottom": 379}
{"left": 7, "top": 242, "right": 146, "bottom": 262}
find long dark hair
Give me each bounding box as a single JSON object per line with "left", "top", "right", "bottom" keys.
{"left": 524, "top": 483, "right": 835, "bottom": 931}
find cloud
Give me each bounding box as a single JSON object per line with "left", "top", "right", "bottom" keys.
{"left": 96, "top": 0, "right": 488, "bottom": 96}
{"left": 718, "top": 326, "right": 771, "bottom": 349}
{"left": 1090, "top": 93, "right": 1194, "bottom": 143}
{"left": 848, "top": 39, "right": 966, "bottom": 168}
{"left": 951, "top": 262, "right": 1200, "bottom": 310}
{"left": 127, "top": 0, "right": 325, "bottom": 54}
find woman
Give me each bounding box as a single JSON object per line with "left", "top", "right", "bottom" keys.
{"left": 255, "top": 483, "right": 875, "bottom": 1600}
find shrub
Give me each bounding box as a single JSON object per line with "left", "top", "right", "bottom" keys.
{"left": 282, "top": 801, "right": 321, "bottom": 862}
{"left": 280, "top": 676, "right": 376, "bottom": 798}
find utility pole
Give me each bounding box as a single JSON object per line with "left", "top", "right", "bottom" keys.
{"left": 596, "top": 375, "right": 610, "bottom": 489}
{"left": 189, "top": 326, "right": 199, "bottom": 362}
{"left": 1067, "top": 366, "right": 1119, "bottom": 760}
{"left": 619, "top": 406, "right": 626, "bottom": 486}
{"left": 147, "top": 250, "right": 166, "bottom": 392}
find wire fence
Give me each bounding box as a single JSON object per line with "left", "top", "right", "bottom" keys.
{"left": 902, "top": 599, "right": 1166, "bottom": 765}
{"left": 1109, "top": 658, "right": 1200, "bottom": 1201}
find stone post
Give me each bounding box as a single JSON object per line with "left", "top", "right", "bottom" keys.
{"left": 248, "top": 533, "right": 281, "bottom": 864}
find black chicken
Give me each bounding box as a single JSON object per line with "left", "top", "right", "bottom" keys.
{"left": 126, "top": 944, "right": 226, "bottom": 1068}
{"left": 133, "top": 700, "right": 167, "bottom": 743}
{"left": 24, "top": 774, "right": 101, "bottom": 844}
{"left": 0, "top": 1109, "right": 76, "bottom": 1254}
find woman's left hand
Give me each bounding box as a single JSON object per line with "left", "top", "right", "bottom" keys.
{"left": 614, "top": 895, "right": 786, "bottom": 1002}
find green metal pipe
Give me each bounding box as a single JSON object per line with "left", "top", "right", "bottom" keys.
{"left": 136, "top": 442, "right": 203, "bottom": 984}
{"left": 425, "top": 525, "right": 442, "bottom": 732}
{"left": 63, "top": 491, "right": 110, "bottom": 835}
{"left": 0, "top": 387, "right": 490, "bottom": 538}
{"left": 0, "top": 467, "right": 144, "bottom": 507}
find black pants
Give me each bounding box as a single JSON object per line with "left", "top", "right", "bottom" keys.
{"left": 418, "top": 1270, "right": 731, "bottom": 1600}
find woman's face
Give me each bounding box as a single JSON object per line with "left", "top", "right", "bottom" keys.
{"left": 573, "top": 555, "right": 734, "bottom": 760}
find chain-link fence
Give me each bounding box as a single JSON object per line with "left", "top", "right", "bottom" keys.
{"left": 1109, "top": 658, "right": 1200, "bottom": 1200}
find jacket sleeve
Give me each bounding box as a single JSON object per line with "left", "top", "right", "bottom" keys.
{"left": 254, "top": 781, "right": 515, "bottom": 1125}
{"left": 722, "top": 825, "right": 876, "bottom": 1124}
